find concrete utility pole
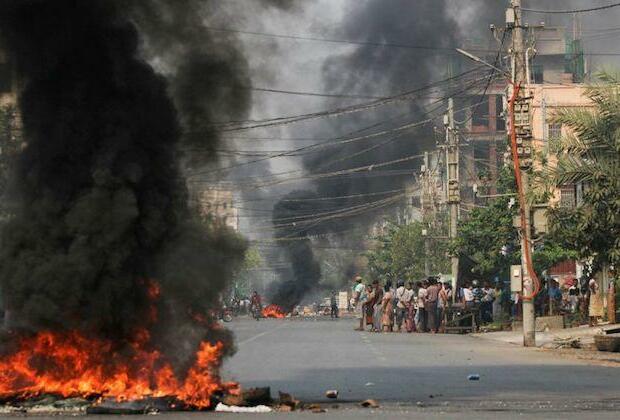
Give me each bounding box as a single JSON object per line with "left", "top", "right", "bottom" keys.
{"left": 445, "top": 98, "right": 459, "bottom": 298}
{"left": 509, "top": 0, "right": 536, "bottom": 347}
{"left": 421, "top": 151, "right": 432, "bottom": 277}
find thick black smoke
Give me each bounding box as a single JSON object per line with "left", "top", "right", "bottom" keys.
{"left": 291, "top": 1, "right": 461, "bottom": 238}
{"left": 269, "top": 191, "right": 325, "bottom": 311}
{"left": 0, "top": 0, "right": 292, "bottom": 367}
{"left": 267, "top": 1, "right": 461, "bottom": 301}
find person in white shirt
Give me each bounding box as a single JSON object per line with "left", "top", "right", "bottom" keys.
{"left": 463, "top": 283, "right": 475, "bottom": 309}
{"left": 352, "top": 276, "right": 366, "bottom": 331}
{"left": 415, "top": 280, "right": 428, "bottom": 332}
{"left": 395, "top": 280, "right": 413, "bottom": 332}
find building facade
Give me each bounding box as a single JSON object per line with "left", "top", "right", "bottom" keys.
{"left": 193, "top": 187, "right": 239, "bottom": 231}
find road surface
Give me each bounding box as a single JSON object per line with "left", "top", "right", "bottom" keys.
{"left": 211, "top": 316, "right": 620, "bottom": 418}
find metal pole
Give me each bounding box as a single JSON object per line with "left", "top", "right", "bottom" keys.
{"left": 511, "top": 0, "right": 536, "bottom": 347}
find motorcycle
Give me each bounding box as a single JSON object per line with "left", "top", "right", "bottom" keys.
{"left": 221, "top": 306, "right": 233, "bottom": 323}
{"left": 251, "top": 304, "right": 262, "bottom": 321}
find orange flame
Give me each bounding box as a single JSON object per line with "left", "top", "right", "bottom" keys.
{"left": 0, "top": 330, "right": 233, "bottom": 409}
{"left": 261, "top": 304, "right": 286, "bottom": 319}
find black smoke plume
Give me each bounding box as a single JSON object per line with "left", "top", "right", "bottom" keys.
{"left": 269, "top": 191, "right": 324, "bottom": 311}
{"left": 0, "top": 0, "right": 291, "bottom": 368}
{"left": 268, "top": 0, "right": 461, "bottom": 302}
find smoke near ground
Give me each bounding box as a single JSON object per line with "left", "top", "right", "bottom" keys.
{"left": 269, "top": 191, "right": 323, "bottom": 311}
{"left": 0, "top": 0, "right": 291, "bottom": 367}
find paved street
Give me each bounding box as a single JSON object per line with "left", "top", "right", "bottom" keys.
{"left": 213, "top": 317, "right": 620, "bottom": 418}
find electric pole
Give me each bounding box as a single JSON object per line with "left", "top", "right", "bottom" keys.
{"left": 445, "top": 98, "right": 459, "bottom": 299}
{"left": 509, "top": 0, "right": 536, "bottom": 347}
{"left": 421, "top": 151, "right": 431, "bottom": 277}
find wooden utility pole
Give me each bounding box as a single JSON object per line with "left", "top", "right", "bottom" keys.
{"left": 445, "top": 98, "right": 459, "bottom": 298}
{"left": 509, "top": 0, "right": 536, "bottom": 347}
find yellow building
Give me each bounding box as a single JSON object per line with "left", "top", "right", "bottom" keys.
{"left": 529, "top": 83, "right": 592, "bottom": 207}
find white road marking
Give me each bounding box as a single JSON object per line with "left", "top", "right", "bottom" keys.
{"left": 237, "top": 322, "right": 290, "bottom": 346}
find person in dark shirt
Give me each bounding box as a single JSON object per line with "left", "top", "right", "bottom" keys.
{"left": 330, "top": 291, "right": 339, "bottom": 319}
{"left": 425, "top": 277, "right": 441, "bottom": 333}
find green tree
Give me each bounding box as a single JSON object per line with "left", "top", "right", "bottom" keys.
{"left": 453, "top": 167, "right": 577, "bottom": 280}
{"left": 233, "top": 246, "right": 263, "bottom": 297}
{"left": 366, "top": 221, "right": 448, "bottom": 282}
{"left": 544, "top": 71, "right": 620, "bottom": 273}
{"left": 450, "top": 168, "right": 519, "bottom": 279}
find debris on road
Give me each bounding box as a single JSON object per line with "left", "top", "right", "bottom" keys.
{"left": 360, "top": 399, "right": 380, "bottom": 408}
{"left": 215, "top": 403, "right": 272, "bottom": 413}
{"left": 278, "top": 391, "right": 301, "bottom": 411}
{"left": 306, "top": 403, "right": 326, "bottom": 413}
{"left": 594, "top": 333, "right": 620, "bottom": 352}
{"left": 365, "top": 382, "right": 375, "bottom": 387}
{"left": 223, "top": 387, "right": 272, "bottom": 407}
{"left": 325, "top": 390, "right": 339, "bottom": 399}
{"left": 551, "top": 336, "right": 581, "bottom": 349}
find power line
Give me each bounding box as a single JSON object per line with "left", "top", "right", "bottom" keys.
{"left": 246, "top": 86, "right": 383, "bottom": 100}
{"left": 522, "top": 2, "right": 620, "bottom": 14}
{"left": 204, "top": 26, "right": 494, "bottom": 54}
{"left": 213, "top": 67, "right": 486, "bottom": 131}
{"left": 188, "top": 71, "right": 495, "bottom": 177}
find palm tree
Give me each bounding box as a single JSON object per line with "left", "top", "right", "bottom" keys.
{"left": 545, "top": 71, "right": 620, "bottom": 272}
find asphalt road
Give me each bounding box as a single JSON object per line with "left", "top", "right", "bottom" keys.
{"left": 209, "top": 316, "right": 620, "bottom": 419}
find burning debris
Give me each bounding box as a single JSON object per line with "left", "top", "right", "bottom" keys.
{"left": 261, "top": 304, "right": 287, "bottom": 319}
{"left": 0, "top": 293, "right": 239, "bottom": 409}
{"left": 0, "top": 0, "right": 306, "bottom": 410}
{"left": 269, "top": 191, "right": 323, "bottom": 312}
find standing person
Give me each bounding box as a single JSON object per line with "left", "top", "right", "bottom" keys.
{"left": 364, "top": 284, "right": 375, "bottom": 331}
{"left": 425, "top": 277, "right": 440, "bottom": 333}
{"left": 395, "top": 281, "right": 411, "bottom": 332}
{"left": 472, "top": 280, "right": 484, "bottom": 305}
{"left": 381, "top": 283, "right": 394, "bottom": 332}
{"left": 405, "top": 282, "right": 416, "bottom": 333}
{"left": 548, "top": 279, "right": 562, "bottom": 315}
{"left": 330, "top": 291, "right": 339, "bottom": 319}
{"left": 588, "top": 278, "right": 604, "bottom": 327}
{"left": 492, "top": 284, "right": 503, "bottom": 322}
{"left": 480, "top": 283, "right": 494, "bottom": 323}
{"left": 568, "top": 281, "right": 579, "bottom": 313}
{"left": 415, "top": 281, "right": 428, "bottom": 332}
{"left": 250, "top": 291, "right": 262, "bottom": 321}
{"left": 438, "top": 282, "right": 452, "bottom": 332}
{"left": 372, "top": 281, "right": 384, "bottom": 332}
{"left": 352, "top": 276, "right": 366, "bottom": 331}
{"left": 463, "top": 283, "right": 475, "bottom": 309}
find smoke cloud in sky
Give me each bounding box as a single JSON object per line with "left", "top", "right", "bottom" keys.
{"left": 256, "top": 0, "right": 620, "bottom": 304}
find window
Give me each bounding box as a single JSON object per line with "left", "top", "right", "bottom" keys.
{"left": 559, "top": 184, "right": 576, "bottom": 208}
{"left": 548, "top": 123, "right": 562, "bottom": 141}
{"left": 532, "top": 64, "right": 543, "bottom": 84}
{"left": 496, "top": 95, "right": 506, "bottom": 131}
{"left": 471, "top": 96, "right": 487, "bottom": 126}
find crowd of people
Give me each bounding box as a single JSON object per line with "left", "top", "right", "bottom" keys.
{"left": 351, "top": 275, "right": 455, "bottom": 333}
{"left": 350, "top": 274, "right": 614, "bottom": 333}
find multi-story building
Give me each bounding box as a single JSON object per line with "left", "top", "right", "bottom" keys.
{"left": 193, "top": 187, "right": 239, "bottom": 231}
{"left": 457, "top": 26, "right": 586, "bottom": 208}
{"left": 529, "top": 83, "right": 591, "bottom": 208}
